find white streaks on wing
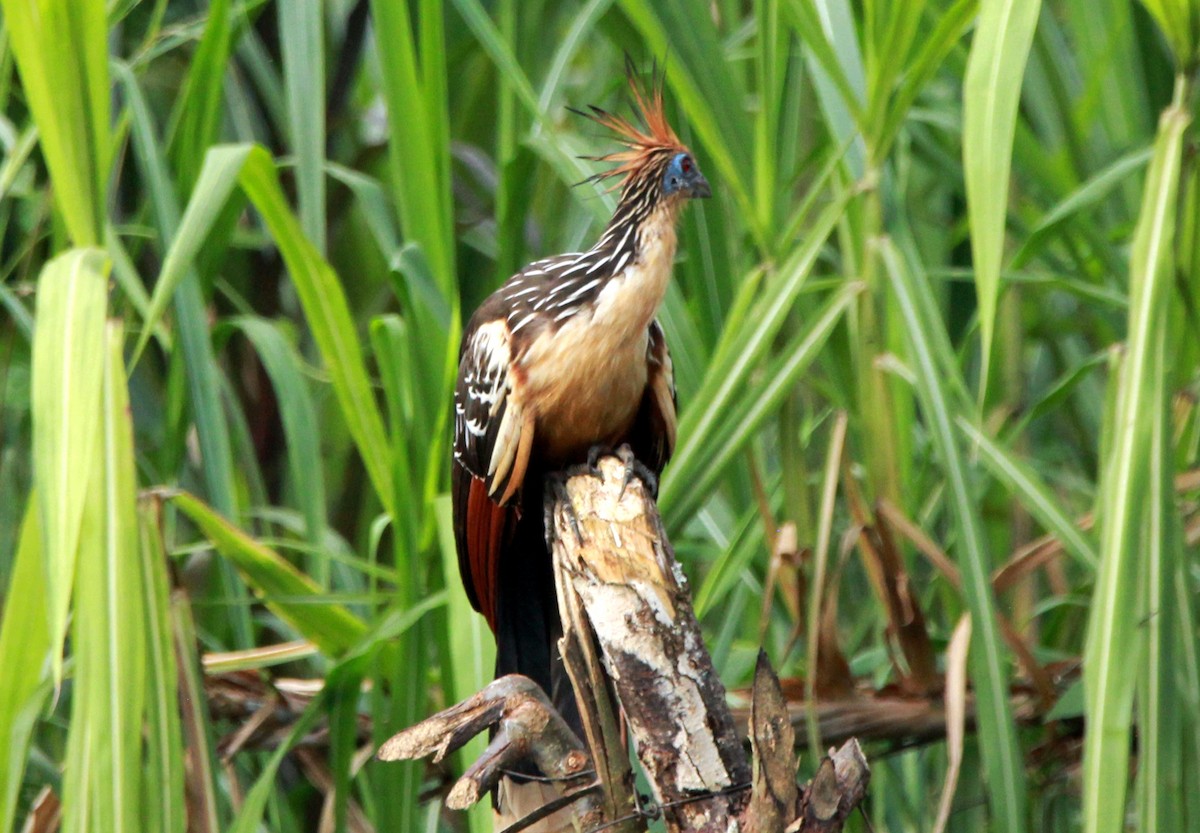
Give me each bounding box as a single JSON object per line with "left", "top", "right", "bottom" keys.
{"left": 548, "top": 279, "right": 576, "bottom": 297}
{"left": 558, "top": 258, "right": 594, "bottom": 278}
{"left": 560, "top": 278, "right": 601, "bottom": 306}
{"left": 488, "top": 404, "right": 517, "bottom": 477}
{"left": 454, "top": 320, "right": 515, "bottom": 476}
{"left": 586, "top": 253, "right": 612, "bottom": 275}
{"left": 509, "top": 311, "right": 539, "bottom": 334}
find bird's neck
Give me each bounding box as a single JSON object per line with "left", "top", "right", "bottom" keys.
{"left": 586, "top": 201, "right": 680, "bottom": 337}
{"left": 591, "top": 188, "right": 682, "bottom": 264}
{"left": 591, "top": 170, "right": 679, "bottom": 257}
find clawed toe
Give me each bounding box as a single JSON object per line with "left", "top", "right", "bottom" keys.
{"left": 616, "top": 444, "right": 659, "bottom": 500}
{"left": 585, "top": 443, "right": 615, "bottom": 476}
{"left": 543, "top": 472, "right": 584, "bottom": 545}
{"left": 578, "top": 444, "right": 660, "bottom": 501}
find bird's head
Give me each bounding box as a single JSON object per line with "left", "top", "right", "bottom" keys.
{"left": 575, "top": 60, "right": 711, "bottom": 206}
{"left": 661, "top": 151, "right": 711, "bottom": 200}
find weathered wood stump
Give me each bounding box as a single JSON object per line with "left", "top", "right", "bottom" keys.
{"left": 380, "top": 453, "right": 870, "bottom": 832}
{"left": 548, "top": 456, "right": 750, "bottom": 832}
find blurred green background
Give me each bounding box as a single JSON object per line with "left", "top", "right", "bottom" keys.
{"left": 0, "top": 0, "right": 1198, "bottom": 831}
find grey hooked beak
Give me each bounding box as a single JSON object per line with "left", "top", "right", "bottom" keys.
{"left": 688, "top": 169, "right": 712, "bottom": 199}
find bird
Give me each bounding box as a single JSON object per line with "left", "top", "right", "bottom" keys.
{"left": 450, "top": 64, "right": 709, "bottom": 820}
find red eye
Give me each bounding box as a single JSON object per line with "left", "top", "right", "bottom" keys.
{"left": 681, "top": 157, "right": 691, "bottom": 172}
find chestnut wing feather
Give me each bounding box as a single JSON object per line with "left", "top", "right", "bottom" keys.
{"left": 452, "top": 314, "right": 536, "bottom": 626}
{"left": 451, "top": 461, "right": 516, "bottom": 627}
{"left": 627, "top": 318, "right": 677, "bottom": 473}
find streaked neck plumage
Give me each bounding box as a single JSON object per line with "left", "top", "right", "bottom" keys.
{"left": 586, "top": 167, "right": 682, "bottom": 339}
{"left": 589, "top": 163, "right": 676, "bottom": 267}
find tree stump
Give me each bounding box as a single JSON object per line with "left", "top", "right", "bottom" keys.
{"left": 547, "top": 456, "right": 750, "bottom": 832}
{"left": 380, "top": 453, "right": 870, "bottom": 832}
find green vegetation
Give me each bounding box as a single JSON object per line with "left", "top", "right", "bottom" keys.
{"left": 0, "top": 1, "right": 1197, "bottom": 831}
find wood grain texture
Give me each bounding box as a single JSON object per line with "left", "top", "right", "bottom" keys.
{"left": 548, "top": 455, "right": 750, "bottom": 832}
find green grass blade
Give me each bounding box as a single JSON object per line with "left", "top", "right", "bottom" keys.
{"left": 864, "top": 0, "right": 928, "bottom": 140}
{"left": 780, "top": 0, "right": 862, "bottom": 125}
{"left": 796, "top": 0, "right": 868, "bottom": 177}
{"left": 169, "top": 593, "right": 223, "bottom": 833}
{"left": 959, "top": 419, "right": 1097, "bottom": 569}
{"left": 137, "top": 141, "right": 396, "bottom": 514}
{"left": 0, "top": 123, "right": 38, "bottom": 201}
{"left": 1082, "top": 83, "right": 1189, "bottom": 833}
{"left": 62, "top": 321, "right": 146, "bottom": 833}
{"left": 172, "top": 490, "right": 367, "bottom": 655}
{"left": 963, "top": 0, "right": 1042, "bottom": 397}
{"left": 617, "top": 0, "right": 759, "bottom": 237}
{"left": 228, "top": 594, "right": 443, "bottom": 833}
{"left": 882, "top": 239, "right": 1028, "bottom": 833}
{"left": 1139, "top": 0, "right": 1196, "bottom": 67}
{"left": 1136, "top": 332, "right": 1182, "bottom": 833}
{"left": 166, "top": 0, "right": 232, "bottom": 191}
{"left": 693, "top": 502, "right": 762, "bottom": 618}
{"left": 665, "top": 282, "right": 859, "bottom": 526}
{"left": 227, "top": 684, "right": 331, "bottom": 833}
{"left": 1062, "top": 0, "right": 1151, "bottom": 178}
{"left": 30, "top": 247, "right": 109, "bottom": 685}
{"left": 661, "top": 193, "right": 848, "bottom": 527}
{"left": 537, "top": 0, "right": 616, "bottom": 113}
{"left": 105, "top": 225, "right": 169, "bottom": 351}
{"left": 0, "top": 0, "right": 108, "bottom": 244}
{"left": 225, "top": 316, "right": 327, "bottom": 563}
{"left": 449, "top": 0, "right": 542, "bottom": 120}
{"left": 117, "top": 61, "right": 241, "bottom": 527}
{"left": 873, "top": 0, "right": 977, "bottom": 161}
{"left": 236, "top": 146, "right": 396, "bottom": 514}
{"left": 1170, "top": 546, "right": 1200, "bottom": 826}
{"left": 279, "top": 0, "right": 327, "bottom": 254}
{"left": 0, "top": 282, "right": 35, "bottom": 341}
{"left": 138, "top": 501, "right": 185, "bottom": 833}
{"left": 1011, "top": 145, "right": 1153, "bottom": 269}
{"left": 369, "top": 0, "right": 456, "bottom": 290}
{"left": 132, "top": 144, "right": 253, "bottom": 364}
{"left": 0, "top": 499, "right": 51, "bottom": 833}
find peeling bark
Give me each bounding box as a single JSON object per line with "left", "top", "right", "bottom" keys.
{"left": 789, "top": 740, "right": 870, "bottom": 833}
{"left": 745, "top": 651, "right": 797, "bottom": 833}
{"left": 379, "top": 453, "right": 870, "bottom": 833}
{"left": 548, "top": 457, "right": 750, "bottom": 832}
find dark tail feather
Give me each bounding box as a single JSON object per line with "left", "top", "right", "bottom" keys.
{"left": 493, "top": 484, "right": 582, "bottom": 739}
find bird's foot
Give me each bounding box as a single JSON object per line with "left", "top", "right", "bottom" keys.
{"left": 584, "top": 444, "right": 658, "bottom": 500}
{"left": 585, "top": 443, "right": 616, "bottom": 476}
{"left": 544, "top": 471, "right": 584, "bottom": 546}
{"left": 615, "top": 444, "right": 659, "bottom": 501}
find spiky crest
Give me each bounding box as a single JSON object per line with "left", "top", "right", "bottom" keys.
{"left": 571, "top": 58, "right": 688, "bottom": 194}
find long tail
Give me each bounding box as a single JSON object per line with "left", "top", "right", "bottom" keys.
{"left": 492, "top": 480, "right": 584, "bottom": 832}
{"left": 493, "top": 477, "right": 581, "bottom": 735}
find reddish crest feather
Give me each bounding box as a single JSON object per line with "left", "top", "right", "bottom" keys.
{"left": 577, "top": 61, "right": 689, "bottom": 193}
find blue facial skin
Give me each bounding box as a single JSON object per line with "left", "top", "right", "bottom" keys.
{"left": 663, "top": 152, "right": 712, "bottom": 199}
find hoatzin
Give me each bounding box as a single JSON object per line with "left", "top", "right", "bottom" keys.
{"left": 450, "top": 66, "right": 709, "bottom": 820}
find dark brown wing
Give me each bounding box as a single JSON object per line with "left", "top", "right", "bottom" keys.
{"left": 453, "top": 318, "right": 533, "bottom": 502}
{"left": 626, "top": 318, "right": 677, "bottom": 473}
{"left": 452, "top": 295, "right": 541, "bottom": 628}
